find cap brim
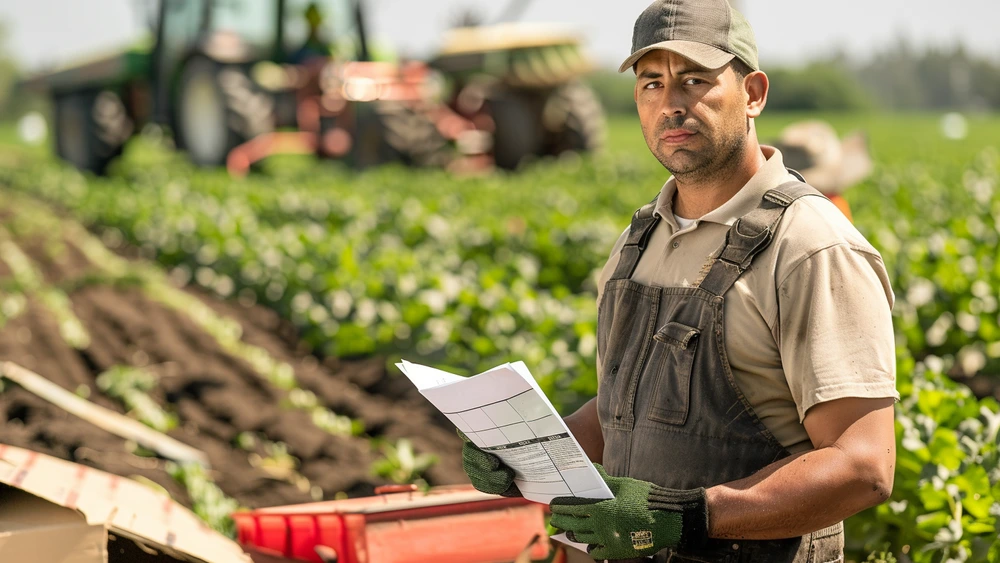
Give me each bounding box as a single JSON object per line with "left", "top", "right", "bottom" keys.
{"left": 618, "top": 40, "right": 735, "bottom": 73}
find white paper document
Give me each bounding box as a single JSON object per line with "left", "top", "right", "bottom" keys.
{"left": 397, "top": 359, "right": 614, "bottom": 504}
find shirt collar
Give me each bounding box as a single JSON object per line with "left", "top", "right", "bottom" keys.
{"left": 654, "top": 146, "right": 790, "bottom": 227}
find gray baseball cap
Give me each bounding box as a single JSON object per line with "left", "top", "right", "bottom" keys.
{"left": 618, "top": 0, "right": 759, "bottom": 73}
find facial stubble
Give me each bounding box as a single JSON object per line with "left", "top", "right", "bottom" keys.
{"left": 644, "top": 112, "right": 748, "bottom": 185}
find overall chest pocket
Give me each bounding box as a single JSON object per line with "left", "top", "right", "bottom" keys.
{"left": 646, "top": 321, "right": 700, "bottom": 426}
{"left": 596, "top": 282, "right": 661, "bottom": 429}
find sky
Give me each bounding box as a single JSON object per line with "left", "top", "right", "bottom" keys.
{"left": 1, "top": 0, "right": 998, "bottom": 72}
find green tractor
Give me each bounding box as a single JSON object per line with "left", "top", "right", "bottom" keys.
{"left": 25, "top": 0, "right": 390, "bottom": 174}
{"left": 23, "top": 0, "right": 606, "bottom": 175}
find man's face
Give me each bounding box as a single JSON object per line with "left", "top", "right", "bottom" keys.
{"left": 633, "top": 50, "right": 750, "bottom": 181}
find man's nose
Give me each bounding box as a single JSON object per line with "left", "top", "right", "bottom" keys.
{"left": 661, "top": 86, "right": 686, "bottom": 117}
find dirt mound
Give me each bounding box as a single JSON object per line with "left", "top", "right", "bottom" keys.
{"left": 0, "top": 199, "right": 465, "bottom": 511}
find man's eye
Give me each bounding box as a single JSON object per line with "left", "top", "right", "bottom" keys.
{"left": 684, "top": 78, "right": 704, "bottom": 86}
{"left": 643, "top": 82, "right": 661, "bottom": 90}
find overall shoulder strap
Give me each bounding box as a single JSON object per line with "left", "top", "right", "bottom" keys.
{"left": 698, "top": 181, "right": 823, "bottom": 296}
{"left": 609, "top": 193, "right": 661, "bottom": 281}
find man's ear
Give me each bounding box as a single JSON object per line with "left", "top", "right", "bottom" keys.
{"left": 744, "top": 71, "right": 768, "bottom": 118}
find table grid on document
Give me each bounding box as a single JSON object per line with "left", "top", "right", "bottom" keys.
{"left": 444, "top": 389, "right": 586, "bottom": 496}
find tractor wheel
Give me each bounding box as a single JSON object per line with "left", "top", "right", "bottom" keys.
{"left": 542, "top": 81, "right": 606, "bottom": 156}
{"left": 487, "top": 91, "right": 544, "bottom": 170}
{"left": 53, "top": 89, "right": 133, "bottom": 175}
{"left": 377, "top": 102, "right": 451, "bottom": 168}
{"left": 336, "top": 101, "right": 450, "bottom": 170}
{"left": 175, "top": 57, "right": 274, "bottom": 167}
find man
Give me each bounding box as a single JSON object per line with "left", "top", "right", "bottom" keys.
{"left": 289, "top": 2, "right": 333, "bottom": 64}
{"left": 461, "top": 0, "right": 898, "bottom": 561}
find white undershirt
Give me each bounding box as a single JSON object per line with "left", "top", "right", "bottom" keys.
{"left": 674, "top": 214, "right": 697, "bottom": 230}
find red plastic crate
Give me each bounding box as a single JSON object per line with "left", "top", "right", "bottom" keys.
{"left": 232, "top": 485, "right": 550, "bottom": 563}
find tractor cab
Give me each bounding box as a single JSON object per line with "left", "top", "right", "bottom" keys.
{"left": 154, "top": 0, "right": 370, "bottom": 63}
{"left": 146, "top": 0, "right": 380, "bottom": 166}
{"left": 149, "top": 0, "right": 369, "bottom": 72}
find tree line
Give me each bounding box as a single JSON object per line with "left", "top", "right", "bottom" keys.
{"left": 589, "top": 40, "right": 1000, "bottom": 114}
{"left": 1, "top": 26, "right": 998, "bottom": 119}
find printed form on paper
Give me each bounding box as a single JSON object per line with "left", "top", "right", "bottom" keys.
{"left": 396, "top": 359, "right": 614, "bottom": 504}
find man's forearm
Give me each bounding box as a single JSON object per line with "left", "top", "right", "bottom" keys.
{"left": 564, "top": 397, "right": 604, "bottom": 464}
{"left": 705, "top": 443, "right": 892, "bottom": 540}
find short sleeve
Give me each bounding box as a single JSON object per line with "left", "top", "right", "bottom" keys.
{"left": 776, "top": 243, "right": 899, "bottom": 421}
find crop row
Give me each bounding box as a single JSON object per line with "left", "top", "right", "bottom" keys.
{"left": 0, "top": 191, "right": 440, "bottom": 534}
{"left": 0, "top": 146, "right": 638, "bottom": 410}
{"left": 856, "top": 148, "right": 1000, "bottom": 373}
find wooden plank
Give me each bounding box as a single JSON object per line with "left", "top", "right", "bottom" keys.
{"left": 0, "top": 362, "right": 208, "bottom": 468}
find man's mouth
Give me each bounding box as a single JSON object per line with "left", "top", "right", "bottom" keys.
{"left": 660, "top": 130, "right": 695, "bottom": 144}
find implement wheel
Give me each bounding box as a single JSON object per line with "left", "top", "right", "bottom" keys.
{"left": 543, "top": 81, "right": 606, "bottom": 156}
{"left": 53, "top": 89, "right": 133, "bottom": 175}
{"left": 488, "top": 90, "right": 544, "bottom": 170}
{"left": 377, "top": 101, "right": 451, "bottom": 168}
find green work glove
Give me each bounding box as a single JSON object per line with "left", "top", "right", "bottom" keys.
{"left": 549, "top": 464, "right": 709, "bottom": 560}
{"left": 459, "top": 430, "right": 521, "bottom": 497}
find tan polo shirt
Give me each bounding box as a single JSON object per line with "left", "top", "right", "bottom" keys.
{"left": 596, "top": 146, "right": 899, "bottom": 453}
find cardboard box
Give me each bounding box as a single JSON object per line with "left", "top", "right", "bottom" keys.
{"left": 0, "top": 444, "right": 251, "bottom": 563}
{"left": 0, "top": 484, "right": 107, "bottom": 562}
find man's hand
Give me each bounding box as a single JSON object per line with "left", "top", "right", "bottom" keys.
{"left": 459, "top": 430, "right": 521, "bottom": 497}
{"left": 549, "top": 465, "right": 708, "bottom": 560}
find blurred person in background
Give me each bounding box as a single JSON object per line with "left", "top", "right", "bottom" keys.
{"left": 460, "top": 0, "right": 898, "bottom": 561}
{"left": 289, "top": 2, "right": 333, "bottom": 64}
{"left": 770, "top": 120, "right": 874, "bottom": 222}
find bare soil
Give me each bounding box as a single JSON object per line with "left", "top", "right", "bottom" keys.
{"left": 0, "top": 203, "right": 465, "bottom": 511}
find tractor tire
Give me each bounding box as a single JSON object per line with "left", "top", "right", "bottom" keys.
{"left": 377, "top": 101, "right": 451, "bottom": 168}
{"left": 335, "top": 101, "right": 450, "bottom": 170}
{"left": 487, "top": 91, "right": 544, "bottom": 170}
{"left": 53, "top": 89, "right": 133, "bottom": 175}
{"left": 175, "top": 57, "right": 274, "bottom": 167}
{"left": 542, "top": 81, "right": 606, "bottom": 156}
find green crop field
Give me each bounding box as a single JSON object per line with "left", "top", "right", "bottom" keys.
{"left": 1, "top": 111, "right": 1000, "bottom": 561}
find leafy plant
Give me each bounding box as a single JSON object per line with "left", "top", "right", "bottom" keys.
{"left": 244, "top": 435, "right": 319, "bottom": 499}
{"left": 864, "top": 549, "right": 898, "bottom": 563}
{"left": 96, "top": 365, "right": 177, "bottom": 433}
{"left": 846, "top": 351, "right": 1000, "bottom": 562}
{"left": 167, "top": 461, "right": 242, "bottom": 538}
{"left": 370, "top": 438, "right": 438, "bottom": 488}
{"left": 0, "top": 224, "right": 90, "bottom": 348}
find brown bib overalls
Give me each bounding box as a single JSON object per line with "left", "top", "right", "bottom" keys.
{"left": 597, "top": 180, "right": 844, "bottom": 563}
